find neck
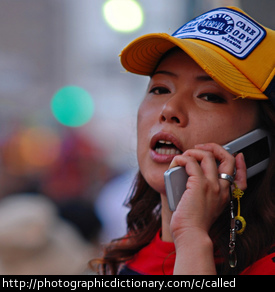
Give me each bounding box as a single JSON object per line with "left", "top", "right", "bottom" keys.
{"left": 160, "top": 193, "right": 174, "bottom": 242}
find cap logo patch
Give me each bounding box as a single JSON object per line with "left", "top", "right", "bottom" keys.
{"left": 172, "top": 7, "right": 266, "bottom": 59}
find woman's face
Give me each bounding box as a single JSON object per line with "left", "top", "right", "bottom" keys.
{"left": 137, "top": 49, "right": 259, "bottom": 194}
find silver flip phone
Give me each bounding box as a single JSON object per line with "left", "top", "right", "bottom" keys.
{"left": 164, "top": 128, "right": 272, "bottom": 211}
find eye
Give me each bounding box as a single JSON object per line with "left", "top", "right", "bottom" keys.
{"left": 149, "top": 86, "right": 171, "bottom": 95}
{"left": 197, "top": 93, "right": 226, "bottom": 104}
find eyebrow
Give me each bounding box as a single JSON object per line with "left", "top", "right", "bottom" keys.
{"left": 196, "top": 75, "right": 214, "bottom": 82}
{"left": 151, "top": 70, "right": 178, "bottom": 78}
{"left": 152, "top": 70, "right": 214, "bottom": 82}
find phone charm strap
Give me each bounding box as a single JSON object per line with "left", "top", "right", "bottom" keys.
{"left": 229, "top": 187, "right": 237, "bottom": 268}
{"left": 228, "top": 182, "right": 246, "bottom": 268}
{"left": 232, "top": 183, "right": 246, "bottom": 234}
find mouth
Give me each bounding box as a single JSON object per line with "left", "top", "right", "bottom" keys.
{"left": 154, "top": 140, "right": 182, "bottom": 155}
{"left": 150, "top": 132, "right": 183, "bottom": 163}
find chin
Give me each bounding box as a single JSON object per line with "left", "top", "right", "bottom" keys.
{"left": 141, "top": 167, "right": 167, "bottom": 195}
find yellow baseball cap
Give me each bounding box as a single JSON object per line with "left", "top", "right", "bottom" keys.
{"left": 120, "top": 6, "right": 275, "bottom": 102}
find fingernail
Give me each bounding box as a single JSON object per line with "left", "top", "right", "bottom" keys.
{"left": 195, "top": 144, "right": 205, "bottom": 148}
{"left": 240, "top": 152, "right": 245, "bottom": 161}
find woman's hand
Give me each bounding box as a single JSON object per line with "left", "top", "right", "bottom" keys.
{"left": 169, "top": 143, "right": 247, "bottom": 274}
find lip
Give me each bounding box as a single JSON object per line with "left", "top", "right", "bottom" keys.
{"left": 150, "top": 132, "right": 183, "bottom": 164}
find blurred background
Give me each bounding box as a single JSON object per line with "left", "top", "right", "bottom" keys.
{"left": 0, "top": 0, "right": 274, "bottom": 274}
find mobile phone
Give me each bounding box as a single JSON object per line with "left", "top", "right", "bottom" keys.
{"left": 164, "top": 128, "right": 272, "bottom": 211}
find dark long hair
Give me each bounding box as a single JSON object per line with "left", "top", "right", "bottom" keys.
{"left": 91, "top": 100, "right": 275, "bottom": 275}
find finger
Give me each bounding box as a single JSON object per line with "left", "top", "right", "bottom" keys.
{"left": 195, "top": 143, "right": 235, "bottom": 173}
{"left": 183, "top": 149, "right": 219, "bottom": 182}
{"left": 172, "top": 149, "right": 228, "bottom": 206}
{"left": 195, "top": 143, "right": 236, "bottom": 189}
{"left": 196, "top": 144, "right": 248, "bottom": 192}
{"left": 234, "top": 153, "right": 247, "bottom": 191}
{"left": 169, "top": 154, "right": 204, "bottom": 178}
{"left": 169, "top": 153, "right": 219, "bottom": 195}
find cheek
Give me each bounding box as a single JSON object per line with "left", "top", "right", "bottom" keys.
{"left": 187, "top": 112, "right": 254, "bottom": 147}
{"left": 198, "top": 103, "right": 258, "bottom": 144}
{"left": 228, "top": 100, "right": 259, "bottom": 134}
{"left": 137, "top": 99, "right": 160, "bottom": 145}
{"left": 137, "top": 103, "right": 151, "bottom": 159}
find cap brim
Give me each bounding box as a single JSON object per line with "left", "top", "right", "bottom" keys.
{"left": 120, "top": 33, "right": 267, "bottom": 100}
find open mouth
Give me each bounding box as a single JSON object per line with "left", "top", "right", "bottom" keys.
{"left": 154, "top": 140, "right": 182, "bottom": 155}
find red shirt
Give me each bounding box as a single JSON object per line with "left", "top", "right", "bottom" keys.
{"left": 120, "top": 230, "right": 275, "bottom": 275}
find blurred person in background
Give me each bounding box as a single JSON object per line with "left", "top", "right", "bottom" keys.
{"left": 0, "top": 194, "right": 93, "bottom": 274}
{"left": 95, "top": 169, "right": 136, "bottom": 243}
{"left": 0, "top": 128, "right": 113, "bottom": 274}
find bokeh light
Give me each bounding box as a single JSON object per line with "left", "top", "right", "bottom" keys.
{"left": 51, "top": 86, "right": 95, "bottom": 127}
{"left": 2, "top": 127, "right": 61, "bottom": 175}
{"left": 103, "top": 0, "right": 144, "bottom": 33}
{"left": 19, "top": 127, "right": 61, "bottom": 168}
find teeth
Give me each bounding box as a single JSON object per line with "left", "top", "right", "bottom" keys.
{"left": 158, "top": 140, "right": 173, "bottom": 145}
{"left": 155, "top": 139, "right": 182, "bottom": 155}
{"left": 155, "top": 148, "right": 181, "bottom": 155}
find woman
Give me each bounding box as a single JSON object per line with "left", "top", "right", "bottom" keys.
{"left": 93, "top": 6, "right": 275, "bottom": 275}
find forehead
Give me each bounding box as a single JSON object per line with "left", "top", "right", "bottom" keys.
{"left": 153, "top": 48, "right": 208, "bottom": 77}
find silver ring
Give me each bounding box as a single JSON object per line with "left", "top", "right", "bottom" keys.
{"left": 218, "top": 173, "right": 234, "bottom": 184}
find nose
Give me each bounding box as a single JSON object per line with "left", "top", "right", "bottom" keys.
{"left": 159, "top": 95, "right": 188, "bottom": 127}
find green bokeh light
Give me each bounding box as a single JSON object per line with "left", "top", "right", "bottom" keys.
{"left": 51, "top": 86, "right": 95, "bottom": 127}
{"left": 103, "top": 0, "right": 144, "bottom": 33}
